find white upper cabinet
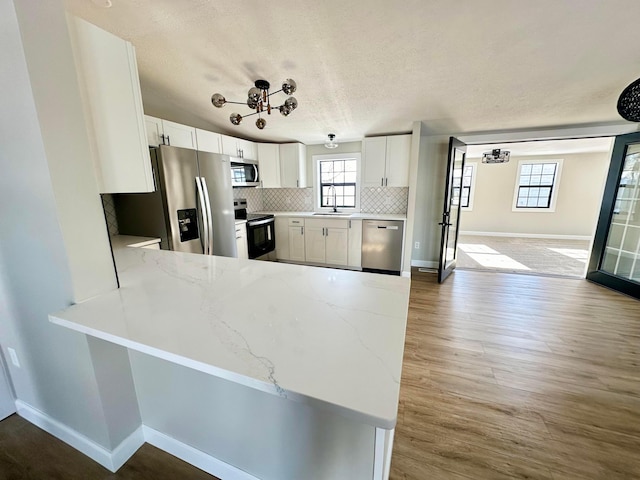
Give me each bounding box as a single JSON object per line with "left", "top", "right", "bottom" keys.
{"left": 362, "top": 135, "right": 411, "bottom": 187}
{"left": 144, "top": 115, "right": 197, "bottom": 150}
{"left": 195, "top": 129, "right": 222, "bottom": 154}
{"left": 144, "top": 116, "right": 164, "bottom": 148}
{"left": 257, "top": 143, "right": 281, "bottom": 188}
{"left": 68, "top": 16, "right": 153, "bottom": 193}
{"left": 279, "top": 143, "right": 307, "bottom": 188}
{"left": 221, "top": 134, "right": 257, "bottom": 160}
{"left": 160, "top": 120, "right": 197, "bottom": 149}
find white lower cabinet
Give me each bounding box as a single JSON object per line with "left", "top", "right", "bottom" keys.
{"left": 347, "top": 219, "right": 363, "bottom": 268}
{"left": 288, "top": 225, "right": 306, "bottom": 262}
{"left": 304, "top": 224, "right": 326, "bottom": 264}
{"left": 303, "top": 218, "right": 349, "bottom": 266}
{"left": 275, "top": 217, "right": 367, "bottom": 269}
{"left": 235, "top": 222, "right": 248, "bottom": 259}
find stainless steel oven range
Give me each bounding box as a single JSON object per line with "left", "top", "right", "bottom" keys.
{"left": 234, "top": 198, "right": 275, "bottom": 259}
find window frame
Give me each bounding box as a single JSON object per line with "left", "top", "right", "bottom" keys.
{"left": 312, "top": 153, "right": 361, "bottom": 213}
{"left": 512, "top": 158, "right": 563, "bottom": 213}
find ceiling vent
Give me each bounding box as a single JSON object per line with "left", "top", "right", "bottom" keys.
{"left": 482, "top": 149, "right": 510, "bottom": 164}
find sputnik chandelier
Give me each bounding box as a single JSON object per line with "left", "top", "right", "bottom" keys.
{"left": 211, "top": 78, "right": 298, "bottom": 130}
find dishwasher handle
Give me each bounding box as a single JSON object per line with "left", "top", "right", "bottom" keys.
{"left": 377, "top": 225, "right": 399, "bottom": 230}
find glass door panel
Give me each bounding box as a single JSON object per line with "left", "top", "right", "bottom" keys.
{"left": 587, "top": 134, "right": 640, "bottom": 298}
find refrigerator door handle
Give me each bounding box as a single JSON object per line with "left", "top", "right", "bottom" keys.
{"left": 200, "top": 176, "right": 215, "bottom": 256}
{"left": 195, "top": 176, "right": 209, "bottom": 255}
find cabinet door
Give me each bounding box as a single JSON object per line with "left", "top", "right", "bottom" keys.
{"left": 196, "top": 129, "right": 222, "bottom": 153}
{"left": 348, "top": 219, "right": 363, "bottom": 268}
{"left": 235, "top": 225, "right": 248, "bottom": 259}
{"left": 362, "top": 137, "right": 388, "bottom": 187}
{"left": 325, "top": 228, "right": 348, "bottom": 265}
{"left": 386, "top": 134, "right": 411, "bottom": 187}
{"left": 257, "top": 143, "right": 281, "bottom": 188}
{"left": 221, "top": 135, "right": 239, "bottom": 157}
{"left": 145, "top": 115, "right": 164, "bottom": 147}
{"left": 69, "top": 17, "right": 153, "bottom": 193}
{"left": 238, "top": 139, "right": 257, "bottom": 160}
{"left": 161, "top": 120, "right": 196, "bottom": 149}
{"left": 304, "top": 226, "right": 325, "bottom": 263}
{"left": 275, "top": 217, "right": 290, "bottom": 260}
{"left": 279, "top": 143, "right": 300, "bottom": 188}
{"left": 288, "top": 226, "right": 306, "bottom": 262}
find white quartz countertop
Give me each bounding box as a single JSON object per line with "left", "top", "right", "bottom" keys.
{"left": 110, "top": 235, "right": 161, "bottom": 250}
{"left": 259, "top": 212, "right": 407, "bottom": 221}
{"left": 50, "top": 248, "right": 410, "bottom": 428}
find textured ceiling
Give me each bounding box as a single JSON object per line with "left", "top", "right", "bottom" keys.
{"left": 467, "top": 137, "right": 614, "bottom": 158}
{"left": 65, "top": 0, "right": 640, "bottom": 144}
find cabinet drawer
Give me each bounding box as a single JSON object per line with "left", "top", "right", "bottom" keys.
{"left": 305, "top": 218, "right": 349, "bottom": 229}
{"left": 288, "top": 218, "right": 305, "bottom": 226}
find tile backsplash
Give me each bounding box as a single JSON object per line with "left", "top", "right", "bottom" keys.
{"left": 263, "top": 188, "right": 314, "bottom": 211}
{"left": 233, "top": 187, "right": 264, "bottom": 212}
{"left": 101, "top": 194, "right": 119, "bottom": 235}
{"left": 360, "top": 187, "right": 408, "bottom": 214}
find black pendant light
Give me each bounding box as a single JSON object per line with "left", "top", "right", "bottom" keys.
{"left": 617, "top": 77, "right": 640, "bottom": 122}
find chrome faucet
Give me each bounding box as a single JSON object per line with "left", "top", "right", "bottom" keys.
{"left": 329, "top": 185, "right": 337, "bottom": 212}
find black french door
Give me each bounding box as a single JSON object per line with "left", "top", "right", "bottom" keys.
{"left": 587, "top": 132, "right": 640, "bottom": 299}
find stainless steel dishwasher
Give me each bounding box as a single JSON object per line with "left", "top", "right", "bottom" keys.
{"left": 361, "top": 220, "right": 404, "bottom": 274}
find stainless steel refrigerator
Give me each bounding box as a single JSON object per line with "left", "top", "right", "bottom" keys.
{"left": 113, "top": 145, "right": 237, "bottom": 257}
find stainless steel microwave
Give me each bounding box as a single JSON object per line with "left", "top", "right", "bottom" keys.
{"left": 230, "top": 158, "right": 260, "bottom": 187}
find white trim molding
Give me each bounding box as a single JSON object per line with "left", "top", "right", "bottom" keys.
{"left": 142, "top": 426, "right": 259, "bottom": 480}
{"left": 459, "top": 231, "right": 592, "bottom": 241}
{"left": 15, "top": 400, "right": 144, "bottom": 472}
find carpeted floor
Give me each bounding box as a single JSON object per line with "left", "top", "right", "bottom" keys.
{"left": 456, "top": 235, "right": 591, "bottom": 278}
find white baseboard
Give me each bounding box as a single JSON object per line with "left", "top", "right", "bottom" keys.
{"left": 411, "top": 260, "right": 438, "bottom": 268}
{"left": 15, "top": 400, "right": 144, "bottom": 472}
{"left": 142, "top": 426, "right": 259, "bottom": 480}
{"left": 459, "top": 231, "right": 592, "bottom": 241}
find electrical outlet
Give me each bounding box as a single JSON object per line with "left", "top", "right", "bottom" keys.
{"left": 7, "top": 348, "right": 20, "bottom": 368}
{"left": 415, "top": 242, "right": 420, "bottom": 249}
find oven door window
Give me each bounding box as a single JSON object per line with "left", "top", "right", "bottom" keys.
{"left": 248, "top": 221, "right": 275, "bottom": 258}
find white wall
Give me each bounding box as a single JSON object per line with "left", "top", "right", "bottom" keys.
{"left": 0, "top": 0, "right": 138, "bottom": 453}
{"left": 410, "top": 132, "right": 449, "bottom": 267}
{"left": 460, "top": 152, "right": 610, "bottom": 236}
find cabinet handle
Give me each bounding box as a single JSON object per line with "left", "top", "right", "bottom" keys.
{"left": 301, "top": 226, "right": 303, "bottom": 235}
{"left": 348, "top": 220, "right": 351, "bottom": 228}
{"left": 381, "top": 177, "right": 384, "bottom": 186}
{"left": 160, "top": 133, "right": 165, "bottom": 145}
{"left": 385, "top": 178, "right": 388, "bottom": 186}
{"left": 296, "top": 179, "right": 299, "bottom": 187}
{"left": 166, "top": 135, "right": 171, "bottom": 146}
{"left": 326, "top": 228, "right": 328, "bottom": 237}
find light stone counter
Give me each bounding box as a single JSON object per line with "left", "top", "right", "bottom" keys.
{"left": 50, "top": 247, "right": 410, "bottom": 428}
{"left": 109, "top": 234, "right": 161, "bottom": 250}
{"left": 260, "top": 211, "right": 407, "bottom": 222}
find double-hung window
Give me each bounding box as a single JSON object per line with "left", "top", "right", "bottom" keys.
{"left": 313, "top": 153, "right": 360, "bottom": 211}
{"left": 513, "top": 160, "right": 562, "bottom": 211}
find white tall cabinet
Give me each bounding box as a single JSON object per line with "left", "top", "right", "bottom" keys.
{"left": 362, "top": 135, "right": 411, "bottom": 187}
{"left": 280, "top": 143, "right": 307, "bottom": 188}
{"left": 195, "top": 129, "right": 222, "bottom": 154}
{"left": 257, "top": 143, "right": 281, "bottom": 188}
{"left": 68, "top": 17, "right": 153, "bottom": 193}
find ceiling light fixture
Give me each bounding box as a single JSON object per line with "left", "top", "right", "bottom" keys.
{"left": 211, "top": 79, "right": 298, "bottom": 130}
{"left": 617, "top": 77, "right": 640, "bottom": 122}
{"left": 324, "top": 133, "right": 338, "bottom": 149}
{"left": 482, "top": 149, "right": 510, "bottom": 163}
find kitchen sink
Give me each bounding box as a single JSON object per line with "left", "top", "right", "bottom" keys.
{"left": 312, "top": 212, "right": 352, "bottom": 217}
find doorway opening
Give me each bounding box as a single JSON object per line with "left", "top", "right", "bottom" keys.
{"left": 455, "top": 137, "right": 613, "bottom": 278}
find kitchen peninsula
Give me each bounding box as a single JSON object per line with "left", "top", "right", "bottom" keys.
{"left": 50, "top": 247, "right": 410, "bottom": 479}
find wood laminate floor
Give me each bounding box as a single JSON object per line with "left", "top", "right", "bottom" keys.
{"left": 0, "top": 414, "right": 218, "bottom": 479}
{"left": 390, "top": 269, "right": 640, "bottom": 480}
